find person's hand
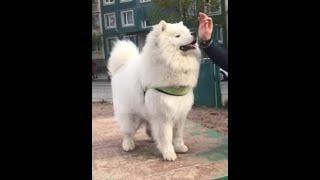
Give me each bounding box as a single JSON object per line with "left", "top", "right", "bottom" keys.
{"left": 198, "top": 12, "right": 214, "bottom": 42}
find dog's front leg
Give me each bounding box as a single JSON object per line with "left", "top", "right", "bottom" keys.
{"left": 151, "top": 119, "right": 177, "bottom": 161}
{"left": 173, "top": 118, "right": 188, "bottom": 153}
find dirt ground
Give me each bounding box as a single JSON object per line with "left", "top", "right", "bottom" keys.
{"left": 187, "top": 106, "right": 228, "bottom": 135}
{"left": 92, "top": 102, "right": 114, "bottom": 119}
{"left": 92, "top": 102, "right": 228, "bottom": 180}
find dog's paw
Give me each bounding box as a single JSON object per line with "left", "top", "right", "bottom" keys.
{"left": 174, "top": 144, "right": 189, "bottom": 153}
{"left": 162, "top": 150, "right": 177, "bottom": 161}
{"left": 122, "top": 139, "right": 135, "bottom": 151}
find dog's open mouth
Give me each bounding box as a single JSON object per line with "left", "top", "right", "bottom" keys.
{"left": 179, "top": 39, "right": 197, "bottom": 51}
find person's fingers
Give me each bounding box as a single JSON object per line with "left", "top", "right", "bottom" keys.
{"left": 198, "top": 15, "right": 204, "bottom": 22}
{"left": 199, "top": 12, "right": 206, "bottom": 19}
{"left": 198, "top": 12, "right": 209, "bottom": 21}
{"left": 208, "top": 22, "right": 213, "bottom": 30}
{"left": 203, "top": 17, "right": 213, "bottom": 29}
{"left": 199, "top": 19, "right": 209, "bottom": 29}
{"left": 201, "top": 19, "right": 211, "bottom": 25}
{"left": 200, "top": 17, "right": 212, "bottom": 25}
{"left": 207, "top": 19, "right": 212, "bottom": 27}
{"left": 205, "top": 21, "right": 210, "bottom": 30}
{"left": 198, "top": 12, "right": 214, "bottom": 33}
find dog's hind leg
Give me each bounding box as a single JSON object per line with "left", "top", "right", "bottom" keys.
{"left": 117, "top": 114, "right": 142, "bottom": 151}
{"left": 145, "top": 122, "right": 153, "bottom": 140}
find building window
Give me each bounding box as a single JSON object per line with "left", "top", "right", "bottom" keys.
{"left": 140, "top": 0, "right": 151, "bottom": 3}
{"left": 122, "top": 35, "right": 137, "bottom": 44}
{"left": 106, "top": 37, "right": 117, "bottom": 54}
{"left": 141, "top": 20, "right": 151, "bottom": 29}
{"left": 121, "top": 10, "right": 134, "bottom": 27}
{"left": 103, "top": 0, "right": 114, "bottom": 6}
{"left": 120, "top": 0, "right": 133, "bottom": 3}
{"left": 104, "top": 13, "right": 116, "bottom": 29}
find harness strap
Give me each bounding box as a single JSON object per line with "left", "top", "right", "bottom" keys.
{"left": 154, "top": 86, "right": 191, "bottom": 96}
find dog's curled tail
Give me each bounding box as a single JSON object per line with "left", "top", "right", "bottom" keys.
{"left": 108, "top": 40, "right": 139, "bottom": 76}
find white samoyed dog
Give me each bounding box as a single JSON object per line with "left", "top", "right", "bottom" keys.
{"left": 108, "top": 20, "right": 201, "bottom": 161}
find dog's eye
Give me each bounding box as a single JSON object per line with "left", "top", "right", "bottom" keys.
{"left": 175, "top": 35, "right": 180, "bottom": 38}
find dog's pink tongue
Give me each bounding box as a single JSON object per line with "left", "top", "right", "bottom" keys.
{"left": 191, "top": 44, "right": 196, "bottom": 48}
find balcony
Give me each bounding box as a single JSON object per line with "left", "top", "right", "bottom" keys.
{"left": 92, "top": 3, "right": 99, "bottom": 12}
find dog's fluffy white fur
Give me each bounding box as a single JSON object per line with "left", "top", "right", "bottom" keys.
{"left": 108, "top": 20, "right": 201, "bottom": 161}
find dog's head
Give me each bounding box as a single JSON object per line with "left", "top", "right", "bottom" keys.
{"left": 150, "top": 20, "right": 200, "bottom": 56}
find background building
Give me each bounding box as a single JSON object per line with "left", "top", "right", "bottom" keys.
{"left": 92, "top": 0, "right": 106, "bottom": 74}
{"left": 101, "top": 0, "right": 153, "bottom": 63}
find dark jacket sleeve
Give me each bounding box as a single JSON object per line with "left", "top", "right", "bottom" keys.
{"left": 203, "top": 43, "right": 228, "bottom": 71}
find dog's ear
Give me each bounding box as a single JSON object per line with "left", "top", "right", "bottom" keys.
{"left": 179, "top": 21, "right": 183, "bottom": 25}
{"left": 159, "top": 20, "right": 167, "bottom": 31}
{"left": 152, "top": 20, "right": 167, "bottom": 35}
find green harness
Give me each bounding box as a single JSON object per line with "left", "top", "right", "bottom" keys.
{"left": 153, "top": 86, "right": 192, "bottom": 96}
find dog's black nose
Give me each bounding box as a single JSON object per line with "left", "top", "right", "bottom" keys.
{"left": 191, "top": 32, "right": 196, "bottom": 38}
